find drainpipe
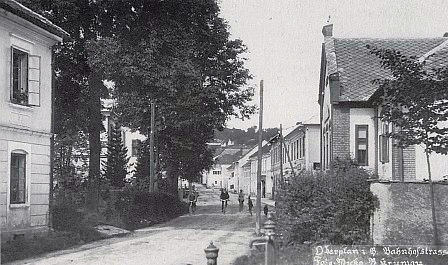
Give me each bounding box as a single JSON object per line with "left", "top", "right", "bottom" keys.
{"left": 374, "top": 108, "right": 379, "bottom": 176}
{"left": 49, "top": 49, "right": 55, "bottom": 230}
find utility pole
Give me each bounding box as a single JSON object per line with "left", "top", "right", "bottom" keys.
{"left": 279, "top": 124, "right": 283, "bottom": 183}
{"left": 256, "top": 80, "right": 263, "bottom": 236}
{"left": 149, "top": 100, "right": 155, "bottom": 192}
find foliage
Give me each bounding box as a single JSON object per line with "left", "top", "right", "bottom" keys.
{"left": 115, "top": 189, "right": 188, "bottom": 230}
{"left": 367, "top": 45, "right": 448, "bottom": 154}
{"left": 214, "top": 127, "right": 279, "bottom": 145}
{"left": 53, "top": 133, "right": 89, "bottom": 206}
{"left": 1, "top": 230, "right": 85, "bottom": 263}
{"left": 275, "top": 158, "right": 377, "bottom": 246}
{"left": 103, "top": 124, "right": 129, "bottom": 188}
{"left": 85, "top": 0, "right": 255, "bottom": 193}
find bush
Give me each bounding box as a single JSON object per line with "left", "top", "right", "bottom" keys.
{"left": 275, "top": 158, "right": 378, "bottom": 246}
{"left": 1, "top": 231, "right": 81, "bottom": 263}
{"left": 52, "top": 203, "right": 103, "bottom": 243}
{"left": 115, "top": 189, "right": 188, "bottom": 230}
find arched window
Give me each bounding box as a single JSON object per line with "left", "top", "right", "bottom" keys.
{"left": 10, "top": 150, "right": 27, "bottom": 204}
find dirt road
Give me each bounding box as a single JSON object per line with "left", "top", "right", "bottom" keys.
{"left": 9, "top": 185, "right": 259, "bottom": 265}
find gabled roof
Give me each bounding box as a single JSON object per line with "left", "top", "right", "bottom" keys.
{"left": 324, "top": 32, "right": 446, "bottom": 102}
{"left": 0, "top": 0, "right": 69, "bottom": 39}
{"left": 248, "top": 144, "right": 270, "bottom": 159}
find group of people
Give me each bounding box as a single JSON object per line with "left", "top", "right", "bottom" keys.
{"left": 189, "top": 185, "right": 269, "bottom": 216}
{"left": 219, "top": 188, "right": 254, "bottom": 215}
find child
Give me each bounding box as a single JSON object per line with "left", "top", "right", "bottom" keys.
{"left": 248, "top": 196, "right": 253, "bottom": 216}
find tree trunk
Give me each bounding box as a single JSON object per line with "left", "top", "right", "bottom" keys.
{"left": 87, "top": 71, "right": 102, "bottom": 210}
{"left": 426, "top": 149, "right": 439, "bottom": 245}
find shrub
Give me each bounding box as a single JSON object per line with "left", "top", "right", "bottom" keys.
{"left": 1, "top": 231, "right": 81, "bottom": 263}
{"left": 115, "top": 189, "right": 189, "bottom": 230}
{"left": 51, "top": 203, "right": 103, "bottom": 243}
{"left": 275, "top": 158, "right": 378, "bottom": 247}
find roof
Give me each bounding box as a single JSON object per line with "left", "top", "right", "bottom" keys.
{"left": 325, "top": 36, "right": 446, "bottom": 102}
{"left": 0, "top": 0, "right": 69, "bottom": 39}
{"left": 215, "top": 150, "right": 244, "bottom": 165}
{"left": 249, "top": 144, "right": 271, "bottom": 159}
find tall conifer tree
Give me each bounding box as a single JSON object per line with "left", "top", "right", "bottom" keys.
{"left": 103, "top": 125, "right": 129, "bottom": 188}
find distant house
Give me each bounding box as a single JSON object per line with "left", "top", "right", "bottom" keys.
{"left": 101, "top": 99, "right": 146, "bottom": 179}
{"left": 270, "top": 123, "right": 320, "bottom": 192}
{"left": 318, "top": 24, "right": 448, "bottom": 180}
{"left": 203, "top": 146, "right": 249, "bottom": 189}
{"left": 227, "top": 141, "right": 268, "bottom": 195}
{"left": 247, "top": 144, "right": 271, "bottom": 197}
{"left": 0, "top": 0, "right": 68, "bottom": 241}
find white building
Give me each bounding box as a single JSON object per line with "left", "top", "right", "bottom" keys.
{"left": 0, "top": 0, "right": 68, "bottom": 241}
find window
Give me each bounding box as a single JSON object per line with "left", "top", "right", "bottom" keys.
{"left": 355, "top": 125, "right": 368, "bottom": 166}
{"left": 380, "top": 123, "right": 389, "bottom": 163}
{"left": 132, "top": 139, "right": 141, "bottom": 156}
{"left": 213, "top": 170, "right": 221, "bottom": 175}
{"left": 10, "top": 153, "right": 26, "bottom": 204}
{"left": 11, "top": 47, "right": 41, "bottom": 106}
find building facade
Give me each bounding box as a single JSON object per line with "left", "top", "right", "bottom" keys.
{"left": 0, "top": 0, "right": 67, "bottom": 241}
{"left": 318, "top": 24, "right": 448, "bottom": 180}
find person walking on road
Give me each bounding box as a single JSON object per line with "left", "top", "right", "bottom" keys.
{"left": 188, "top": 185, "right": 199, "bottom": 214}
{"left": 248, "top": 195, "right": 253, "bottom": 216}
{"left": 263, "top": 204, "right": 269, "bottom": 217}
{"left": 220, "top": 188, "right": 230, "bottom": 214}
{"left": 238, "top": 190, "right": 245, "bottom": 212}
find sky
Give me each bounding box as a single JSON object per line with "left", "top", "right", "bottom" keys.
{"left": 218, "top": 0, "right": 448, "bottom": 130}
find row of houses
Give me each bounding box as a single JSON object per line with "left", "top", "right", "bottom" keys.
{"left": 202, "top": 122, "right": 320, "bottom": 198}
{"left": 203, "top": 24, "right": 448, "bottom": 199}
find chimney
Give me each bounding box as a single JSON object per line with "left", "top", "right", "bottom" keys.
{"left": 322, "top": 24, "right": 333, "bottom": 38}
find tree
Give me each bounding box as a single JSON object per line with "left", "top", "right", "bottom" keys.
{"left": 103, "top": 125, "right": 129, "bottom": 188}
{"left": 86, "top": 0, "right": 255, "bottom": 195}
{"left": 19, "top": 0, "right": 110, "bottom": 208}
{"left": 368, "top": 45, "right": 448, "bottom": 245}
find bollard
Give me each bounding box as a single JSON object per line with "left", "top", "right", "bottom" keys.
{"left": 264, "top": 212, "right": 276, "bottom": 265}
{"left": 204, "top": 241, "right": 219, "bottom": 265}
{"left": 249, "top": 212, "right": 276, "bottom": 265}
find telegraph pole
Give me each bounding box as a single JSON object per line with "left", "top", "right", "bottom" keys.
{"left": 256, "top": 80, "right": 263, "bottom": 236}
{"left": 279, "top": 124, "right": 283, "bottom": 182}
{"left": 149, "top": 100, "right": 155, "bottom": 192}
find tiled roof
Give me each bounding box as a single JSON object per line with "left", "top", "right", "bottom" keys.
{"left": 420, "top": 40, "right": 448, "bottom": 69}
{"left": 328, "top": 37, "right": 446, "bottom": 101}
{"left": 0, "top": 0, "right": 69, "bottom": 38}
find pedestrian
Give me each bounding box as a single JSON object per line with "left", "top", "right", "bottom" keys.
{"left": 220, "top": 188, "right": 230, "bottom": 213}
{"left": 248, "top": 196, "right": 253, "bottom": 216}
{"left": 238, "top": 190, "right": 244, "bottom": 212}
{"left": 264, "top": 204, "right": 268, "bottom": 217}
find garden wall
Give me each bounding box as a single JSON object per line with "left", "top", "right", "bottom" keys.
{"left": 371, "top": 181, "right": 448, "bottom": 245}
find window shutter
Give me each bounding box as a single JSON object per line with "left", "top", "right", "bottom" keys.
{"left": 28, "top": 55, "right": 41, "bottom": 106}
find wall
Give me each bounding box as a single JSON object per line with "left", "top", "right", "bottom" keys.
{"left": 331, "top": 106, "right": 350, "bottom": 161}
{"left": 415, "top": 144, "right": 448, "bottom": 181}
{"left": 371, "top": 181, "right": 448, "bottom": 245}
{"left": 349, "top": 108, "right": 375, "bottom": 170}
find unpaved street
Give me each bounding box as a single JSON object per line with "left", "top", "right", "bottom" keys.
{"left": 9, "top": 185, "right": 261, "bottom": 265}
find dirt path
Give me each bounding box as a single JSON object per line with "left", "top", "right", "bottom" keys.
{"left": 8, "top": 185, "right": 259, "bottom": 265}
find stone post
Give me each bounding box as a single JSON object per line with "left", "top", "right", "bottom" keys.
{"left": 204, "top": 241, "right": 219, "bottom": 265}
{"left": 264, "top": 212, "right": 276, "bottom": 265}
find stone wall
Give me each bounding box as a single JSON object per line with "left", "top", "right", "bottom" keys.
{"left": 371, "top": 181, "right": 448, "bottom": 245}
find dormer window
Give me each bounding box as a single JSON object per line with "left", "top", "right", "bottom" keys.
{"left": 11, "top": 47, "right": 41, "bottom": 106}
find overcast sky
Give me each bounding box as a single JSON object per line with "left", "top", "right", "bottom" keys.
{"left": 218, "top": 0, "right": 448, "bottom": 130}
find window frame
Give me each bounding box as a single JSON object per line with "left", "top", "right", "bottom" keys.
{"left": 380, "top": 122, "right": 390, "bottom": 163}
{"left": 355, "top": 125, "right": 369, "bottom": 166}
{"left": 7, "top": 142, "right": 31, "bottom": 208}
{"left": 10, "top": 153, "right": 27, "bottom": 204}
{"left": 131, "top": 139, "right": 142, "bottom": 157}
{"left": 10, "top": 46, "right": 41, "bottom": 107}
{"left": 11, "top": 47, "right": 29, "bottom": 105}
